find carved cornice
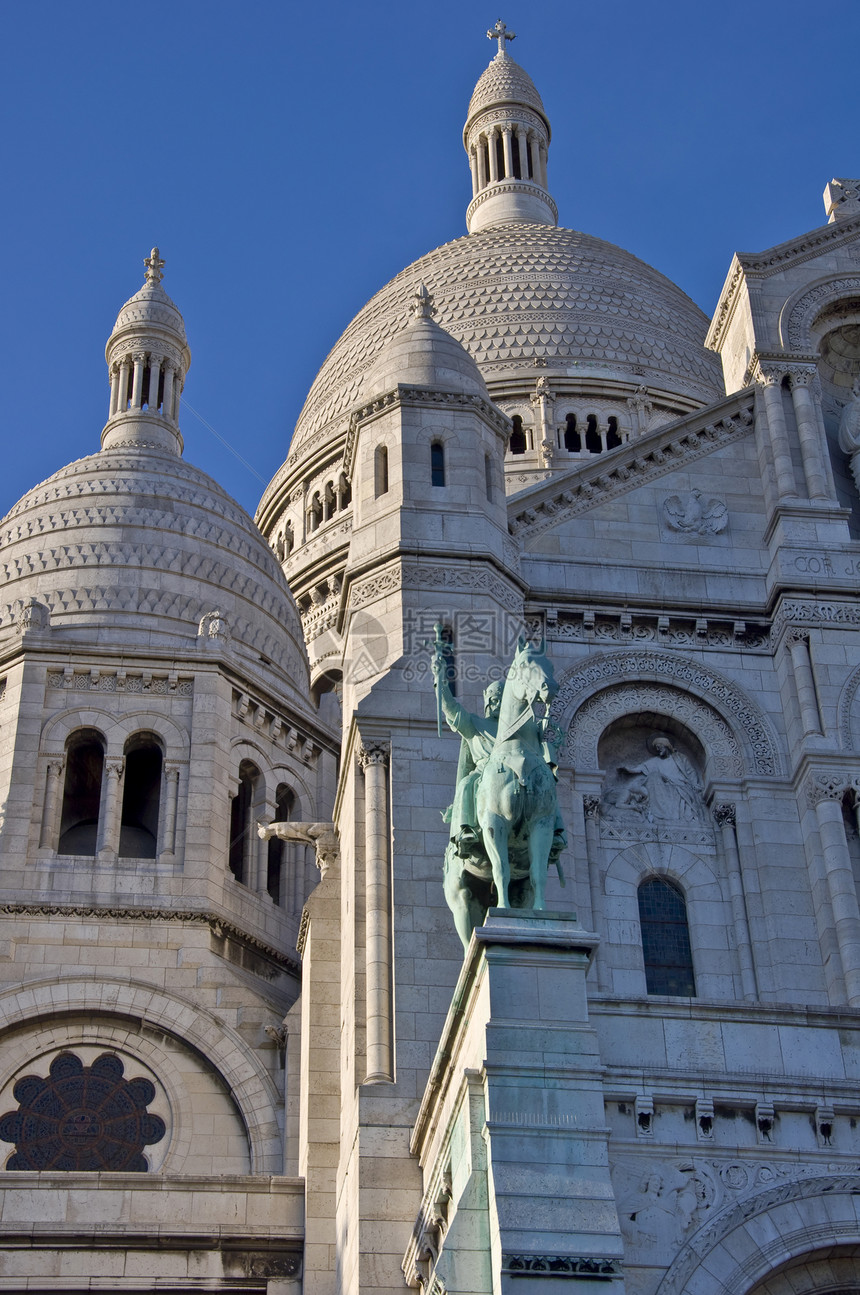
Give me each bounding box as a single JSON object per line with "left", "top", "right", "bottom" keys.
{"left": 772, "top": 600, "right": 860, "bottom": 643}
{"left": 466, "top": 181, "right": 558, "bottom": 227}
{"left": 0, "top": 904, "right": 300, "bottom": 975}
{"left": 296, "top": 906, "right": 310, "bottom": 959}
{"left": 231, "top": 688, "right": 320, "bottom": 765}
{"left": 502, "top": 1255, "right": 622, "bottom": 1278}
{"left": 509, "top": 400, "right": 754, "bottom": 541}
{"left": 48, "top": 668, "right": 192, "bottom": 696}
{"left": 805, "top": 770, "right": 860, "bottom": 807}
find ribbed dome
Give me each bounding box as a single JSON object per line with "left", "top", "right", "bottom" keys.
{"left": 467, "top": 53, "right": 547, "bottom": 125}
{"left": 0, "top": 447, "right": 308, "bottom": 689}
{"left": 275, "top": 223, "right": 724, "bottom": 474}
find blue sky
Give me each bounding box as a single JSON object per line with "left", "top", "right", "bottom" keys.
{"left": 1, "top": 0, "right": 857, "bottom": 521}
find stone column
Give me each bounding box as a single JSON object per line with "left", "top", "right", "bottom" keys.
{"left": 501, "top": 127, "right": 514, "bottom": 179}
{"left": 808, "top": 773, "right": 860, "bottom": 1007}
{"left": 755, "top": 365, "right": 797, "bottom": 500}
{"left": 468, "top": 148, "right": 479, "bottom": 196}
{"left": 147, "top": 356, "right": 161, "bottom": 411}
{"left": 487, "top": 129, "right": 499, "bottom": 183}
{"left": 109, "top": 366, "right": 120, "bottom": 417}
{"left": 359, "top": 740, "right": 393, "bottom": 1083}
{"left": 160, "top": 764, "right": 180, "bottom": 856}
{"left": 130, "top": 352, "right": 146, "bottom": 409}
{"left": 97, "top": 758, "right": 125, "bottom": 859}
{"left": 789, "top": 367, "right": 831, "bottom": 501}
{"left": 787, "top": 628, "right": 823, "bottom": 737}
{"left": 39, "top": 759, "right": 64, "bottom": 850}
{"left": 538, "top": 140, "right": 548, "bottom": 188}
{"left": 516, "top": 127, "right": 529, "bottom": 179}
{"left": 713, "top": 804, "right": 757, "bottom": 1000}
{"left": 116, "top": 358, "right": 131, "bottom": 413}
{"left": 582, "top": 795, "right": 610, "bottom": 991}
{"left": 162, "top": 360, "right": 175, "bottom": 422}
{"left": 476, "top": 138, "right": 488, "bottom": 189}
{"left": 529, "top": 135, "right": 541, "bottom": 185}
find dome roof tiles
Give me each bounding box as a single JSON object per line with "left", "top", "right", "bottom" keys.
{"left": 278, "top": 224, "right": 723, "bottom": 474}
{"left": 1, "top": 448, "right": 307, "bottom": 689}
{"left": 467, "top": 53, "right": 546, "bottom": 122}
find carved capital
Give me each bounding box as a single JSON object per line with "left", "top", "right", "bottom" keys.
{"left": 786, "top": 626, "right": 811, "bottom": 648}
{"left": 582, "top": 794, "right": 601, "bottom": 820}
{"left": 358, "top": 741, "right": 389, "bottom": 771}
{"left": 104, "top": 759, "right": 124, "bottom": 781}
{"left": 806, "top": 771, "right": 848, "bottom": 807}
{"left": 713, "top": 802, "right": 736, "bottom": 828}
{"left": 787, "top": 366, "right": 817, "bottom": 389}
{"left": 131, "top": 350, "right": 147, "bottom": 364}
{"left": 754, "top": 362, "right": 786, "bottom": 388}
{"left": 164, "top": 763, "right": 181, "bottom": 785}
{"left": 46, "top": 759, "right": 65, "bottom": 779}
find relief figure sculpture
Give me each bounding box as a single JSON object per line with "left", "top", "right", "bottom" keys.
{"left": 432, "top": 634, "right": 566, "bottom": 949}
{"left": 604, "top": 733, "right": 706, "bottom": 825}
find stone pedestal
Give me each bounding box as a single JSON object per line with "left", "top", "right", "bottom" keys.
{"left": 406, "top": 910, "right": 625, "bottom": 1295}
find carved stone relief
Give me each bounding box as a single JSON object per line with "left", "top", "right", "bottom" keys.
{"left": 662, "top": 489, "right": 728, "bottom": 536}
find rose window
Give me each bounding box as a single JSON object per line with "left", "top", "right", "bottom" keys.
{"left": 0, "top": 1052, "right": 166, "bottom": 1171}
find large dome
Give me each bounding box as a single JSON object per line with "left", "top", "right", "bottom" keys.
{"left": 0, "top": 445, "right": 308, "bottom": 688}
{"left": 278, "top": 223, "right": 724, "bottom": 474}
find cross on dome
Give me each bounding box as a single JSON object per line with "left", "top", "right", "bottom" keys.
{"left": 411, "top": 283, "right": 435, "bottom": 319}
{"left": 487, "top": 19, "right": 515, "bottom": 55}
{"left": 144, "top": 247, "right": 165, "bottom": 286}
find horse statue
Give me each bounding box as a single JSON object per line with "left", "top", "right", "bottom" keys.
{"left": 432, "top": 636, "right": 566, "bottom": 949}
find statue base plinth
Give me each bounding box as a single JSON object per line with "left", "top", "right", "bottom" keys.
{"left": 406, "top": 910, "right": 625, "bottom": 1295}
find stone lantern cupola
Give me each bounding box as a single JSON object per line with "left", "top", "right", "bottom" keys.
{"left": 463, "top": 21, "right": 557, "bottom": 234}
{"left": 102, "top": 248, "right": 192, "bottom": 455}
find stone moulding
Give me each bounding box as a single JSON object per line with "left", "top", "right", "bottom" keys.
{"left": 509, "top": 399, "right": 754, "bottom": 542}
{"left": 466, "top": 180, "right": 559, "bottom": 227}
{"left": 781, "top": 273, "right": 860, "bottom": 350}
{"left": 654, "top": 1171, "right": 860, "bottom": 1295}
{"left": 0, "top": 903, "right": 300, "bottom": 977}
{"left": 503, "top": 1254, "right": 622, "bottom": 1279}
{"left": 839, "top": 660, "right": 860, "bottom": 751}
{"left": 342, "top": 383, "right": 511, "bottom": 481}
{"left": 553, "top": 650, "right": 781, "bottom": 777}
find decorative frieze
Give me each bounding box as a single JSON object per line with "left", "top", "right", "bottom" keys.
{"left": 48, "top": 668, "right": 192, "bottom": 695}
{"left": 541, "top": 608, "right": 768, "bottom": 652}
{"left": 502, "top": 1255, "right": 622, "bottom": 1278}
{"left": 231, "top": 689, "right": 319, "bottom": 765}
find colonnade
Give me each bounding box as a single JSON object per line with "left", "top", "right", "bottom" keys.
{"left": 108, "top": 351, "right": 181, "bottom": 423}
{"left": 755, "top": 360, "right": 837, "bottom": 508}
{"left": 469, "top": 123, "right": 547, "bottom": 196}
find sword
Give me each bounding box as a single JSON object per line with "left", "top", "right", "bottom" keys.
{"left": 432, "top": 620, "right": 444, "bottom": 737}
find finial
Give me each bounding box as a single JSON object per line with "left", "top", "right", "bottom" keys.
{"left": 144, "top": 247, "right": 165, "bottom": 286}
{"left": 487, "top": 19, "right": 515, "bottom": 55}
{"left": 411, "top": 283, "right": 435, "bottom": 319}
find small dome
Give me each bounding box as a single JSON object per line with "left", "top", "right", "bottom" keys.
{"left": 466, "top": 53, "right": 547, "bottom": 128}
{"left": 0, "top": 446, "right": 308, "bottom": 690}
{"left": 106, "top": 249, "right": 190, "bottom": 369}
{"left": 362, "top": 288, "right": 489, "bottom": 401}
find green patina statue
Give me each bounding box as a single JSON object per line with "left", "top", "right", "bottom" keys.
{"left": 432, "top": 635, "right": 567, "bottom": 949}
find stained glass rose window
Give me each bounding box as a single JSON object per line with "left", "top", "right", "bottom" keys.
{"left": 0, "top": 1052, "right": 166, "bottom": 1170}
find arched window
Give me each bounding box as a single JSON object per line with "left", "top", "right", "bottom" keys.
{"left": 563, "top": 413, "right": 580, "bottom": 451}
{"left": 228, "top": 760, "right": 261, "bottom": 885}
{"left": 606, "top": 416, "right": 622, "bottom": 449}
{"left": 119, "top": 733, "right": 163, "bottom": 859}
{"left": 485, "top": 454, "right": 493, "bottom": 501}
{"left": 585, "top": 415, "right": 602, "bottom": 454}
{"left": 431, "top": 441, "right": 446, "bottom": 487}
{"left": 284, "top": 520, "right": 294, "bottom": 556}
{"left": 338, "top": 472, "right": 352, "bottom": 510}
{"left": 509, "top": 415, "right": 526, "bottom": 454}
{"left": 638, "top": 877, "right": 696, "bottom": 996}
{"left": 374, "top": 444, "right": 389, "bottom": 497}
{"left": 267, "top": 784, "right": 295, "bottom": 906}
{"left": 58, "top": 729, "right": 105, "bottom": 856}
{"left": 323, "top": 481, "right": 336, "bottom": 521}
{"left": 309, "top": 493, "right": 322, "bottom": 532}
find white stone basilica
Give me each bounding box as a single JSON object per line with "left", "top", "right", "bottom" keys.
{"left": 2, "top": 22, "right": 860, "bottom": 1295}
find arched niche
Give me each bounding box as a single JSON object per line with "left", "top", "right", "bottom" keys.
{"left": 553, "top": 650, "right": 781, "bottom": 778}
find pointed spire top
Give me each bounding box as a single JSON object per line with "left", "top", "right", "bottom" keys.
{"left": 144, "top": 247, "right": 165, "bottom": 287}
{"left": 487, "top": 19, "right": 515, "bottom": 56}
{"left": 411, "top": 283, "right": 436, "bottom": 319}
